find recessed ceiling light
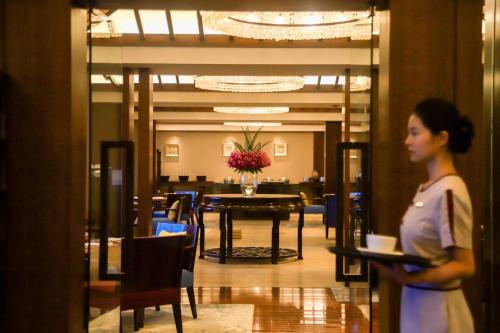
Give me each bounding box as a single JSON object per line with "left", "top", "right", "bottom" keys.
{"left": 223, "top": 122, "right": 282, "bottom": 127}
{"left": 214, "top": 107, "right": 289, "bottom": 114}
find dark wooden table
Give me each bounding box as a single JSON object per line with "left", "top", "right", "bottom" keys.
{"left": 198, "top": 194, "right": 304, "bottom": 264}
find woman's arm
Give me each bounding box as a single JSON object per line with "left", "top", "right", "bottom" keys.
{"left": 374, "top": 246, "right": 475, "bottom": 285}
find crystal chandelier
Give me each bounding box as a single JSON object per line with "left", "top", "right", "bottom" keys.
{"left": 200, "top": 11, "right": 375, "bottom": 41}
{"left": 214, "top": 107, "right": 289, "bottom": 114}
{"left": 195, "top": 76, "right": 304, "bottom": 93}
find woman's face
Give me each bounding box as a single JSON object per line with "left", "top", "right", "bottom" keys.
{"left": 405, "top": 114, "right": 447, "bottom": 163}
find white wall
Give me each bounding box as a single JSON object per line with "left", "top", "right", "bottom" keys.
{"left": 157, "top": 131, "right": 314, "bottom": 184}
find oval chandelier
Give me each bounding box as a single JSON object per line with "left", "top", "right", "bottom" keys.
{"left": 346, "top": 76, "right": 371, "bottom": 92}
{"left": 200, "top": 11, "right": 374, "bottom": 41}
{"left": 195, "top": 76, "right": 304, "bottom": 93}
{"left": 214, "top": 107, "right": 289, "bottom": 114}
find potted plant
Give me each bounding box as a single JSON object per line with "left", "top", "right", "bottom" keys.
{"left": 226, "top": 127, "right": 272, "bottom": 197}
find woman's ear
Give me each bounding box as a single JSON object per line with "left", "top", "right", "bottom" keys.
{"left": 437, "top": 130, "right": 450, "bottom": 148}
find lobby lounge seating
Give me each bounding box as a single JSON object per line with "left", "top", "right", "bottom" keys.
{"left": 120, "top": 235, "right": 186, "bottom": 332}
{"left": 324, "top": 194, "right": 337, "bottom": 239}
{"left": 299, "top": 191, "right": 326, "bottom": 224}
{"left": 156, "top": 222, "right": 200, "bottom": 319}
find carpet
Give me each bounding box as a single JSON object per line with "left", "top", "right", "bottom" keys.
{"left": 90, "top": 303, "right": 254, "bottom": 333}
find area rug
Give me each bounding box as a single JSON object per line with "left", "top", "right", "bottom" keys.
{"left": 90, "top": 303, "right": 254, "bottom": 333}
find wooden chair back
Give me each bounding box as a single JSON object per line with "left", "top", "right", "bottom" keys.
{"left": 123, "top": 235, "right": 186, "bottom": 293}
{"left": 155, "top": 222, "right": 199, "bottom": 272}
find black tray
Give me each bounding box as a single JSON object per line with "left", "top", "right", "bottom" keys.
{"left": 328, "top": 247, "right": 433, "bottom": 267}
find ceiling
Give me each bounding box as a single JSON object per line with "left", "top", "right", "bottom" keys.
{"left": 90, "top": 4, "right": 378, "bottom": 132}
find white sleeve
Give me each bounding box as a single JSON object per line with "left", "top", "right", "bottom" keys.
{"left": 438, "top": 189, "right": 473, "bottom": 249}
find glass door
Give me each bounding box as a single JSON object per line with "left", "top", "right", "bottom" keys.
{"left": 85, "top": 6, "right": 135, "bottom": 332}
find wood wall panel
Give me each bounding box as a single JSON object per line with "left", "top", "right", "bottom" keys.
{"left": 2, "top": 1, "right": 87, "bottom": 332}
{"left": 313, "top": 132, "right": 325, "bottom": 176}
{"left": 375, "top": 1, "right": 483, "bottom": 332}
{"left": 325, "top": 122, "right": 342, "bottom": 194}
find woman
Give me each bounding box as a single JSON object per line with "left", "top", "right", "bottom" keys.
{"left": 375, "top": 98, "right": 476, "bottom": 333}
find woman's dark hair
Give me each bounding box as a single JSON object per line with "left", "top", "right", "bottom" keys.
{"left": 413, "top": 98, "right": 474, "bottom": 154}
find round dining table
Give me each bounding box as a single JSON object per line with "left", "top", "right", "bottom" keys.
{"left": 198, "top": 194, "right": 304, "bottom": 264}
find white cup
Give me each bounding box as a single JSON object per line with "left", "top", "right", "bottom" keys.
{"left": 366, "top": 234, "right": 397, "bottom": 252}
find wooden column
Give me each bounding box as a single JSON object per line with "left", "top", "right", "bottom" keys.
{"left": 343, "top": 68, "right": 351, "bottom": 237}
{"left": 2, "top": 1, "right": 87, "bottom": 332}
{"left": 324, "top": 122, "right": 342, "bottom": 194}
{"left": 121, "top": 68, "right": 135, "bottom": 233}
{"left": 375, "top": 1, "right": 483, "bottom": 332}
{"left": 122, "top": 67, "right": 135, "bottom": 141}
{"left": 153, "top": 120, "right": 158, "bottom": 192}
{"left": 137, "top": 68, "right": 153, "bottom": 236}
{"left": 313, "top": 132, "right": 325, "bottom": 176}
{"left": 484, "top": 1, "right": 500, "bottom": 330}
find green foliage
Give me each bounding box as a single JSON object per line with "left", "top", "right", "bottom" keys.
{"left": 233, "top": 126, "right": 270, "bottom": 152}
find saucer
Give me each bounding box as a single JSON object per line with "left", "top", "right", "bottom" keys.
{"left": 356, "top": 247, "right": 404, "bottom": 256}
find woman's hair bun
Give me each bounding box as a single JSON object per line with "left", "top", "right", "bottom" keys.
{"left": 450, "top": 116, "right": 474, "bottom": 154}
{"left": 414, "top": 98, "right": 475, "bottom": 154}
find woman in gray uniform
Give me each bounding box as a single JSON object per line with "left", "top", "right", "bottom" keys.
{"left": 375, "top": 98, "right": 476, "bottom": 333}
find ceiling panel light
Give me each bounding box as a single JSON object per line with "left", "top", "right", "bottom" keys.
{"left": 224, "top": 122, "right": 282, "bottom": 127}
{"left": 303, "top": 76, "right": 319, "bottom": 85}
{"left": 171, "top": 10, "right": 199, "bottom": 34}
{"left": 178, "top": 75, "right": 195, "bottom": 84}
{"left": 160, "top": 75, "right": 177, "bottom": 83}
{"left": 109, "top": 9, "right": 139, "bottom": 34}
{"left": 110, "top": 75, "right": 124, "bottom": 84}
{"left": 139, "top": 10, "right": 169, "bottom": 34}
{"left": 214, "top": 107, "right": 289, "bottom": 114}
{"left": 195, "top": 76, "right": 304, "bottom": 93}
{"left": 91, "top": 75, "right": 109, "bottom": 84}
{"left": 320, "top": 76, "right": 336, "bottom": 85}
{"left": 200, "top": 11, "right": 376, "bottom": 41}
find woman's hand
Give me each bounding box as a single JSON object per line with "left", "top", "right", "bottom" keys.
{"left": 372, "top": 247, "right": 475, "bottom": 285}
{"left": 371, "top": 262, "right": 413, "bottom": 285}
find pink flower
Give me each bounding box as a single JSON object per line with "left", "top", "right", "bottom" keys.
{"left": 227, "top": 150, "right": 271, "bottom": 173}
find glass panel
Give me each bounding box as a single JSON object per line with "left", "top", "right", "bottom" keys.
{"left": 87, "top": 6, "right": 128, "bottom": 331}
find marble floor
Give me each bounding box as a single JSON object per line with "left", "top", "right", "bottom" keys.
{"left": 196, "top": 212, "right": 355, "bottom": 288}
{"left": 191, "top": 213, "right": 378, "bottom": 332}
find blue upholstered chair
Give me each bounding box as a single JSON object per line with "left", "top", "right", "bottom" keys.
{"left": 324, "top": 194, "right": 337, "bottom": 239}
{"left": 299, "top": 191, "right": 327, "bottom": 224}
{"left": 155, "top": 222, "right": 199, "bottom": 319}
{"left": 174, "top": 191, "right": 197, "bottom": 224}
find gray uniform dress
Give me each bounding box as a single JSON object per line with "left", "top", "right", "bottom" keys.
{"left": 400, "top": 174, "right": 474, "bottom": 333}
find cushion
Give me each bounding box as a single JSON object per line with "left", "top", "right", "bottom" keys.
{"left": 153, "top": 210, "right": 167, "bottom": 218}
{"left": 299, "top": 191, "right": 310, "bottom": 206}
{"left": 304, "top": 205, "right": 326, "bottom": 214}
{"left": 181, "top": 269, "right": 193, "bottom": 287}
{"left": 167, "top": 200, "right": 180, "bottom": 220}
{"left": 159, "top": 230, "right": 187, "bottom": 237}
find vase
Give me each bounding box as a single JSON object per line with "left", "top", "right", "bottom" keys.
{"left": 240, "top": 172, "right": 258, "bottom": 197}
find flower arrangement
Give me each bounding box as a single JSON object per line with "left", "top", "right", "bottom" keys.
{"left": 227, "top": 127, "right": 272, "bottom": 174}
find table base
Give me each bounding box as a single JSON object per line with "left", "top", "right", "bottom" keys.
{"left": 204, "top": 246, "right": 297, "bottom": 259}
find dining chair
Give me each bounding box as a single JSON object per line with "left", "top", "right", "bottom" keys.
{"left": 120, "top": 235, "right": 186, "bottom": 332}
{"left": 324, "top": 194, "right": 337, "bottom": 239}
{"left": 155, "top": 222, "right": 200, "bottom": 319}
{"left": 299, "top": 191, "right": 327, "bottom": 224}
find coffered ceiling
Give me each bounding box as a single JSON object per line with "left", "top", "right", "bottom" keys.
{"left": 90, "top": 2, "right": 378, "bottom": 132}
